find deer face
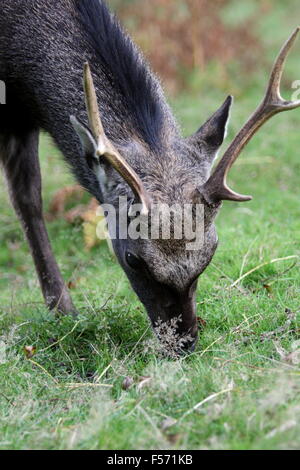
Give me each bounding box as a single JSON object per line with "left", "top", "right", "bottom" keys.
{"left": 110, "top": 97, "right": 232, "bottom": 352}
{"left": 71, "top": 65, "right": 231, "bottom": 353}
{"left": 85, "top": 135, "right": 222, "bottom": 353}
{"left": 111, "top": 217, "right": 219, "bottom": 352}
{"left": 72, "top": 28, "right": 300, "bottom": 354}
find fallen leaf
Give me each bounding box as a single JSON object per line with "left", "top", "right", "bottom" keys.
{"left": 197, "top": 317, "right": 207, "bottom": 329}
{"left": 24, "top": 346, "right": 36, "bottom": 359}
{"left": 67, "top": 279, "right": 80, "bottom": 290}
{"left": 263, "top": 284, "right": 273, "bottom": 295}
{"left": 49, "top": 185, "right": 84, "bottom": 216}
{"left": 64, "top": 205, "right": 87, "bottom": 224}
{"left": 167, "top": 433, "right": 182, "bottom": 445}
{"left": 122, "top": 376, "right": 134, "bottom": 391}
{"left": 285, "top": 350, "right": 300, "bottom": 365}
{"left": 47, "top": 186, "right": 114, "bottom": 252}
{"left": 137, "top": 376, "right": 151, "bottom": 391}
{"left": 273, "top": 341, "right": 300, "bottom": 365}
{"left": 160, "top": 417, "right": 177, "bottom": 431}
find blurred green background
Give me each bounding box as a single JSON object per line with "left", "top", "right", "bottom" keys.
{"left": 110, "top": 0, "right": 300, "bottom": 96}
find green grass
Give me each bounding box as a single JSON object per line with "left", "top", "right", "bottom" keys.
{"left": 0, "top": 88, "right": 299, "bottom": 451}
{"left": 1, "top": 35, "right": 300, "bottom": 450}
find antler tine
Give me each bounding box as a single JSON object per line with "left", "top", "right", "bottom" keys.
{"left": 83, "top": 63, "right": 151, "bottom": 215}
{"left": 202, "top": 28, "right": 300, "bottom": 205}
{"left": 83, "top": 62, "right": 105, "bottom": 143}
{"left": 266, "top": 27, "right": 300, "bottom": 106}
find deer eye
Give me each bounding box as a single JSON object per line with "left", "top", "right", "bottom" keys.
{"left": 125, "top": 252, "right": 142, "bottom": 270}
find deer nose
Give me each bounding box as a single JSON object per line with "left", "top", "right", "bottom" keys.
{"left": 188, "top": 338, "right": 197, "bottom": 353}
{"left": 179, "top": 335, "right": 198, "bottom": 355}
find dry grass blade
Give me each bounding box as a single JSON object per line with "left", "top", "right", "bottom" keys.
{"left": 230, "top": 255, "right": 299, "bottom": 288}
{"left": 177, "top": 384, "right": 234, "bottom": 424}
{"left": 235, "top": 308, "right": 297, "bottom": 346}
{"left": 62, "top": 383, "right": 113, "bottom": 390}
{"left": 188, "top": 313, "right": 262, "bottom": 359}
{"left": 28, "top": 359, "right": 59, "bottom": 384}
{"left": 38, "top": 320, "right": 83, "bottom": 354}
{"left": 95, "top": 362, "right": 113, "bottom": 383}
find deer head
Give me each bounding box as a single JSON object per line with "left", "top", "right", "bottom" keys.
{"left": 71, "top": 29, "right": 300, "bottom": 354}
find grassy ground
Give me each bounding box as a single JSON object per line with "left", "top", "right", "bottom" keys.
{"left": 1, "top": 34, "right": 300, "bottom": 450}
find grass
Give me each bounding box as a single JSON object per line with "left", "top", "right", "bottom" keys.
{"left": 1, "top": 20, "right": 300, "bottom": 450}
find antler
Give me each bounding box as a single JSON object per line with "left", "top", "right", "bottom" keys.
{"left": 83, "top": 62, "right": 151, "bottom": 215}
{"left": 202, "top": 27, "right": 300, "bottom": 204}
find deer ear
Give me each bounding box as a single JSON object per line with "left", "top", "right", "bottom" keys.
{"left": 191, "top": 96, "right": 233, "bottom": 152}
{"left": 70, "top": 115, "right": 97, "bottom": 157}
{"left": 70, "top": 115, "right": 108, "bottom": 191}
